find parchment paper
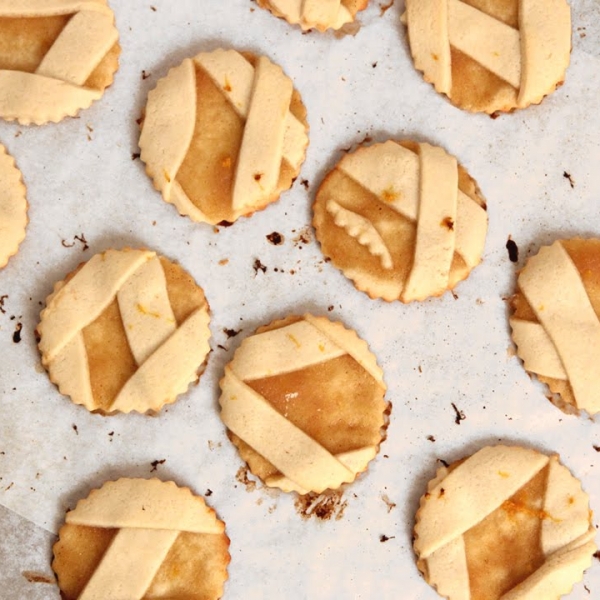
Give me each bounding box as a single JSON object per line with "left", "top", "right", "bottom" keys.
{"left": 0, "top": 1, "right": 599, "bottom": 598}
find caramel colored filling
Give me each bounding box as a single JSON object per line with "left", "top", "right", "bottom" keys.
{"left": 53, "top": 526, "right": 229, "bottom": 600}
{"left": 78, "top": 257, "right": 207, "bottom": 412}
{"left": 512, "top": 239, "right": 600, "bottom": 409}
{"left": 0, "top": 15, "right": 119, "bottom": 91}
{"left": 464, "top": 464, "right": 548, "bottom": 599}
{"left": 176, "top": 54, "right": 307, "bottom": 223}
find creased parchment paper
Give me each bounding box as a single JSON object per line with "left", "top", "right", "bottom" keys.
{"left": 0, "top": 1, "right": 599, "bottom": 598}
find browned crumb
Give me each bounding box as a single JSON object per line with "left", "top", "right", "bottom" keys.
{"left": 300, "top": 179, "right": 309, "bottom": 190}
{"left": 563, "top": 171, "right": 575, "bottom": 189}
{"left": 593, "top": 445, "right": 600, "bottom": 452}
{"left": 150, "top": 459, "right": 166, "bottom": 472}
{"left": 142, "top": 70, "right": 151, "bottom": 80}
{"left": 218, "top": 258, "right": 229, "bottom": 266}
{"left": 295, "top": 490, "right": 347, "bottom": 521}
{"left": 451, "top": 402, "right": 466, "bottom": 425}
{"left": 12, "top": 322, "right": 22, "bottom": 343}
{"left": 72, "top": 424, "right": 78, "bottom": 435}
{"left": 22, "top": 572, "right": 55, "bottom": 585}
{"left": 236, "top": 466, "right": 257, "bottom": 492}
{"left": 379, "top": 0, "right": 394, "bottom": 15}
{"left": 131, "top": 153, "right": 141, "bottom": 160}
{"left": 427, "top": 435, "right": 435, "bottom": 442}
{"left": 506, "top": 236, "right": 519, "bottom": 262}
{"left": 379, "top": 534, "right": 395, "bottom": 542}
{"left": 266, "top": 232, "right": 284, "bottom": 245}
{"left": 0, "top": 295, "right": 7, "bottom": 314}
{"left": 223, "top": 328, "right": 241, "bottom": 339}
{"left": 381, "top": 493, "right": 396, "bottom": 513}
{"left": 441, "top": 216, "right": 454, "bottom": 231}
{"left": 253, "top": 258, "right": 267, "bottom": 275}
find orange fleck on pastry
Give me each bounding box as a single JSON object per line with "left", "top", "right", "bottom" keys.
{"left": 414, "top": 446, "right": 596, "bottom": 599}
{"left": 37, "top": 248, "right": 211, "bottom": 415}
{"left": 139, "top": 48, "right": 309, "bottom": 225}
{"left": 256, "top": 0, "right": 369, "bottom": 32}
{"left": 0, "top": 0, "right": 121, "bottom": 125}
{"left": 510, "top": 238, "right": 600, "bottom": 417}
{"left": 402, "top": 0, "right": 571, "bottom": 114}
{"left": 53, "top": 478, "right": 230, "bottom": 600}
{"left": 0, "top": 143, "right": 27, "bottom": 268}
{"left": 219, "top": 314, "right": 388, "bottom": 494}
{"left": 313, "top": 140, "right": 487, "bottom": 302}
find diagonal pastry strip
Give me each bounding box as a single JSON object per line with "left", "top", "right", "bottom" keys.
{"left": 302, "top": 0, "right": 341, "bottom": 25}
{"left": 39, "top": 250, "right": 154, "bottom": 362}
{"left": 195, "top": 49, "right": 307, "bottom": 171}
{"left": 231, "top": 319, "right": 346, "bottom": 381}
{"left": 425, "top": 537, "right": 470, "bottom": 600}
{"left": 78, "top": 528, "right": 179, "bottom": 600}
{"left": 35, "top": 10, "right": 118, "bottom": 86}
{"left": 0, "top": 0, "right": 113, "bottom": 17}
{"left": 518, "top": 241, "right": 600, "bottom": 414}
{"left": 221, "top": 369, "right": 357, "bottom": 493}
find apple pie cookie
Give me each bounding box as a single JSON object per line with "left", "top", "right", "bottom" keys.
{"left": 255, "top": 0, "right": 369, "bottom": 32}
{"left": 414, "top": 446, "right": 596, "bottom": 600}
{"left": 510, "top": 239, "right": 600, "bottom": 417}
{"left": 139, "top": 48, "right": 309, "bottom": 225}
{"left": 0, "top": 144, "right": 27, "bottom": 268}
{"left": 219, "top": 314, "right": 388, "bottom": 494}
{"left": 53, "top": 478, "right": 230, "bottom": 600}
{"left": 313, "top": 140, "right": 488, "bottom": 302}
{"left": 402, "top": 0, "right": 571, "bottom": 113}
{"left": 37, "top": 248, "right": 211, "bottom": 415}
{"left": 0, "top": 0, "right": 120, "bottom": 125}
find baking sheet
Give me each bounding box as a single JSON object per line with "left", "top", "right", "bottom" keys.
{"left": 1, "top": 0, "right": 599, "bottom": 597}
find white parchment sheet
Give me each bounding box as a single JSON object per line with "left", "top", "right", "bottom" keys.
{"left": 1, "top": 1, "right": 600, "bottom": 598}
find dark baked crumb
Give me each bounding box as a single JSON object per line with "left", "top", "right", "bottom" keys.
{"left": 12, "top": 322, "right": 22, "bottom": 343}
{"left": 205, "top": 489, "right": 213, "bottom": 496}
{"left": 441, "top": 216, "right": 454, "bottom": 231}
{"left": 142, "top": 70, "right": 151, "bottom": 80}
{"left": 451, "top": 402, "right": 466, "bottom": 425}
{"left": 295, "top": 490, "right": 347, "bottom": 521}
{"left": 593, "top": 445, "right": 600, "bottom": 452}
{"left": 236, "top": 466, "right": 257, "bottom": 492}
{"left": 72, "top": 424, "right": 78, "bottom": 435}
{"left": 594, "top": 551, "right": 600, "bottom": 561}
{"left": 150, "top": 459, "right": 166, "bottom": 472}
{"left": 223, "top": 328, "right": 241, "bottom": 339}
{"left": 266, "top": 232, "right": 284, "bottom": 245}
{"left": 506, "top": 236, "right": 519, "bottom": 262}
{"left": 300, "top": 179, "right": 309, "bottom": 190}
{"left": 150, "top": 5, "right": 156, "bottom": 10}
{"left": 379, "top": 534, "right": 395, "bottom": 542}
{"left": 0, "top": 294, "right": 7, "bottom": 314}
{"left": 131, "top": 152, "right": 140, "bottom": 160}
{"left": 452, "top": 291, "right": 459, "bottom": 300}
{"left": 438, "top": 458, "right": 450, "bottom": 468}
{"left": 563, "top": 171, "right": 575, "bottom": 188}
{"left": 427, "top": 435, "right": 435, "bottom": 442}
{"left": 217, "top": 220, "right": 234, "bottom": 228}
{"left": 372, "top": 62, "right": 378, "bottom": 68}
{"left": 253, "top": 258, "right": 267, "bottom": 275}
{"left": 438, "top": 488, "right": 445, "bottom": 498}
{"left": 61, "top": 234, "right": 89, "bottom": 251}
{"left": 217, "top": 344, "right": 227, "bottom": 351}
{"left": 22, "top": 572, "right": 55, "bottom": 585}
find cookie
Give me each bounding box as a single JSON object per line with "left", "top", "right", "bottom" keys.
{"left": 402, "top": 0, "right": 571, "bottom": 114}
{"left": 0, "top": 0, "right": 120, "bottom": 125}
{"left": 256, "top": 0, "right": 369, "bottom": 32}
{"left": 313, "top": 140, "right": 487, "bottom": 302}
{"left": 0, "top": 144, "right": 27, "bottom": 268}
{"left": 53, "top": 478, "right": 230, "bottom": 600}
{"left": 414, "top": 445, "right": 596, "bottom": 600}
{"left": 219, "top": 314, "right": 388, "bottom": 494}
{"left": 139, "top": 48, "right": 309, "bottom": 225}
{"left": 37, "top": 248, "right": 211, "bottom": 415}
{"left": 510, "top": 239, "right": 600, "bottom": 417}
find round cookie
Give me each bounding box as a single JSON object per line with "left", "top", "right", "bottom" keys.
{"left": 510, "top": 239, "right": 600, "bottom": 417}
{"left": 0, "top": 0, "right": 121, "bottom": 125}
{"left": 219, "top": 314, "right": 388, "bottom": 494}
{"left": 0, "top": 144, "right": 27, "bottom": 268}
{"left": 402, "top": 0, "right": 571, "bottom": 114}
{"left": 256, "top": 0, "right": 369, "bottom": 32}
{"left": 414, "top": 445, "right": 596, "bottom": 600}
{"left": 53, "top": 478, "right": 230, "bottom": 600}
{"left": 313, "top": 140, "right": 488, "bottom": 302}
{"left": 139, "top": 48, "right": 309, "bottom": 225}
{"left": 37, "top": 248, "right": 211, "bottom": 415}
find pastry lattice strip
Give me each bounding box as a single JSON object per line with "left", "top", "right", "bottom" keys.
{"left": 38, "top": 250, "right": 210, "bottom": 413}
{"left": 404, "top": 0, "right": 571, "bottom": 108}
{"left": 265, "top": 0, "right": 353, "bottom": 30}
{"left": 0, "top": 0, "right": 118, "bottom": 123}
{"left": 331, "top": 141, "right": 487, "bottom": 301}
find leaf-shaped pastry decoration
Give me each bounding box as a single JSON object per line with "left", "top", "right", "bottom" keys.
{"left": 326, "top": 200, "right": 393, "bottom": 270}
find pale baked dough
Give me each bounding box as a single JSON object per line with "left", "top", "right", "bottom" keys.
{"left": 0, "top": 0, "right": 120, "bottom": 124}
{"left": 256, "top": 0, "right": 369, "bottom": 32}
{"left": 402, "top": 0, "right": 571, "bottom": 113}
{"left": 0, "top": 143, "right": 27, "bottom": 268}
{"left": 219, "top": 314, "right": 388, "bottom": 494}
{"left": 313, "top": 140, "right": 487, "bottom": 302}
{"left": 510, "top": 239, "right": 600, "bottom": 416}
{"left": 414, "top": 446, "right": 596, "bottom": 599}
{"left": 37, "top": 248, "right": 211, "bottom": 415}
{"left": 53, "top": 478, "right": 230, "bottom": 600}
{"left": 139, "top": 48, "right": 309, "bottom": 225}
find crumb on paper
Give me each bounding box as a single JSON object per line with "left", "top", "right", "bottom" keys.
{"left": 205, "top": 489, "right": 213, "bottom": 497}
{"left": 292, "top": 226, "right": 311, "bottom": 247}
{"left": 236, "top": 466, "right": 257, "bottom": 492}
{"left": 142, "top": 70, "right": 151, "bottom": 80}
{"left": 593, "top": 445, "right": 600, "bottom": 452}
{"left": 72, "top": 424, "right": 78, "bottom": 435}
{"left": 207, "top": 440, "right": 222, "bottom": 451}
{"left": 0, "top": 294, "right": 7, "bottom": 314}
{"left": 379, "top": 534, "right": 395, "bottom": 542}
{"left": 150, "top": 459, "right": 166, "bottom": 472}
{"left": 451, "top": 402, "right": 466, "bottom": 425}
{"left": 381, "top": 493, "right": 396, "bottom": 513}
{"left": 131, "top": 152, "right": 140, "bottom": 160}
{"left": 506, "top": 236, "right": 519, "bottom": 263}
{"left": 295, "top": 490, "right": 347, "bottom": 521}
{"left": 150, "top": 5, "right": 156, "bottom": 10}
{"left": 12, "top": 322, "right": 22, "bottom": 343}
{"left": 507, "top": 345, "right": 516, "bottom": 358}
{"left": 300, "top": 179, "right": 309, "bottom": 190}
{"left": 217, "top": 220, "right": 234, "bottom": 228}
{"left": 427, "top": 435, "right": 435, "bottom": 442}
{"left": 61, "top": 234, "right": 89, "bottom": 251}
{"left": 22, "top": 572, "right": 55, "bottom": 585}
{"left": 223, "top": 328, "right": 241, "bottom": 339}
{"left": 452, "top": 291, "right": 458, "bottom": 300}
{"left": 438, "top": 458, "right": 450, "bottom": 468}
{"left": 266, "top": 232, "right": 284, "bottom": 245}
{"left": 563, "top": 171, "right": 575, "bottom": 188}
{"left": 253, "top": 258, "right": 267, "bottom": 275}
{"left": 379, "top": 0, "right": 394, "bottom": 15}
{"left": 218, "top": 258, "right": 229, "bottom": 266}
